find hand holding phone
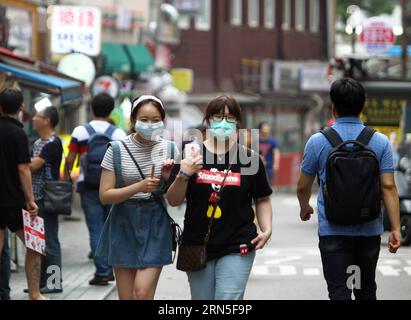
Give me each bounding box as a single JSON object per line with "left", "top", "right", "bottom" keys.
{"left": 184, "top": 143, "right": 200, "bottom": 159}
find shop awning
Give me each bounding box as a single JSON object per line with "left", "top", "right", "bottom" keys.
{"left": 101, "top": 43, "right": 131, "bottom": 73}
{"left": 124, "top": 44, "right": 154, "bottom": 73}
{"left": 0, "top": 63, "right": 83, "bottom": 103}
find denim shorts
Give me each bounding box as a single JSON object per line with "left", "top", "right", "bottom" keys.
{"left": 95, "top": 199, "right": 173, "bottom": 269}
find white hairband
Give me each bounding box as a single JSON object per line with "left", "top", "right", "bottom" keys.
{"left": 131, "top": 95, "right": 164, "bottom": 113}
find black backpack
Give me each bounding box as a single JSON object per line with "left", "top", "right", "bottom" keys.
{"left": 320, "top": 126, "right": 381, "bottom": 225}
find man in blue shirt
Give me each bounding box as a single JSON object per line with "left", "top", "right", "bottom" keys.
{"left": 258, "top": 122, "right": 280, "bottom": 185}
{"left": 297, "top": 78, "right": 401, "bottom": 300}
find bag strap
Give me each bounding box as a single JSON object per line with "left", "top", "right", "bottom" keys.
{"left": 120, "top": 140, "right": 177, "bottom": 217}
{"left": 104, "top": 125, "right": 117, "bottom": 138}
{"left": 356, "top": 127, "right": 375, "bottom": 146}
{"left": 111, "top": 141, "right": 123, "bottom": 188}
{"left": 320, "top": 127, "right": 344, "bottom": 148}
{"left": 83, "top": 123, "right": 96, "bottom": 137}
{"left": 203, "top": 162, "right": 234, "bottom": 246}
{"left": 120, "top": 140, "right": 146, "bottom": 179}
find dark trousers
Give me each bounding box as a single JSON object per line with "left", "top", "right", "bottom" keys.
{"left": 80, "top": 190, "right": 112, "bottom": 276}
{"left": 39, "top": 202, "right": 62, "bottom": 288}
{"left": 0, "top": 229, "right": 11, "bottom": 300}
{"left": 319, "top": 235, "right": 381, "bottom": 300}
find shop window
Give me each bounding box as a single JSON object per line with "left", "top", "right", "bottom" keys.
{"left": 248, "top": 0, "right": 259, "bottom": 28}
{"left": 178, "top": 15, "right": 191, "bottom": 30}
{"left": 274, "top": 112, "right": 304, "bottom": 153}
{"left": 5, "top": 6, "right": 32, "bottom": 56}
{"left": 231, "top": 0, "right": 242, "bottom": 26}
{"left": 195, "top": 0, "right": 211, "bottom": 31}
{"left": 310, "top": 0, "right": 320, "bottom": 33}
{"left": 295, "top": 0, "right": 306, "bottom": 31}
{"left": 282, "top": 0, "right": 291, "bottom": 30}
{"left": 264, "top": 0, "right": 275, "bottom": 29}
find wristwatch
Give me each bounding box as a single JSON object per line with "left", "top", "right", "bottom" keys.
{"left": 177, "top": 170, "right": 191, "bottom": 181}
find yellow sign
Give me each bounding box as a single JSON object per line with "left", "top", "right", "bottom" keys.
{"left": 361, "top": 98, "right": 405, "bottom": 146}
{"left": 59, "top": 134, "right": 80, "bottom": 178}
{"left": 362, "top": 98, "right": 405, "bottom": 127}
{"left": 171, "top": 68, "right": 193, "bottom": 93}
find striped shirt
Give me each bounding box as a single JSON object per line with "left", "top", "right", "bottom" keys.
{"left": 31, "top": 136, "right": 63, "bottom": 201}
{"left": 101, "top": 135, "right": 179, "bottom": 199}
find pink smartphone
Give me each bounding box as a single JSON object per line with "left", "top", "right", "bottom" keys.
{"left": 184, "top": 143, "right": 200, "bottom": 159}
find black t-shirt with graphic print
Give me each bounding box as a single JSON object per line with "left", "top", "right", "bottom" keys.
{"left": 168, "top": 144, "right": 272, "bottom": 261}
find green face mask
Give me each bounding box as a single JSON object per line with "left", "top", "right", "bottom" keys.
{"left": 210, "top": 119, "right": 237, "bottom": 141}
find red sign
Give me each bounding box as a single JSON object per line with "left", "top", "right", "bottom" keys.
{"left": 196, "top": 169, "right": 241, "bottom": 187}
{"left": 359, "top": 17, "right": 395, "bottom": 54}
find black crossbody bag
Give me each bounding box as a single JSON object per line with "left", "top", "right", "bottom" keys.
{"left": 43, "top": 138, "right": 73, "bottom": 216}
{"left": 120, "top": 141, "right": 182, "bottom": 257}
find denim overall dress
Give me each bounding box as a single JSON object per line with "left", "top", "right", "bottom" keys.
{"left": 95, "top": 141, "right": 173, "bottom": 268}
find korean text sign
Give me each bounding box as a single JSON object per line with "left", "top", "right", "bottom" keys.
{"left": 51, "top": 6, "right": 101, "bottom": 56}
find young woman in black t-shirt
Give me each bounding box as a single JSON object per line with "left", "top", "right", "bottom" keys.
{"left": 167, "top": 95, "right": 273, "bottom": 300}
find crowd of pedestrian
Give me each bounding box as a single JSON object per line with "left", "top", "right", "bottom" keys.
{"left": 0, "top": 77, "right": 403, "bottom": 301}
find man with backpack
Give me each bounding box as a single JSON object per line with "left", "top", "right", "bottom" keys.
{"left": 297, "top": 78, "right": 401, "bottom": 300}
{"left": 64, "top": 93, "right": 126, "bottom": 286}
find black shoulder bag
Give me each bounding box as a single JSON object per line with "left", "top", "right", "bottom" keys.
{"left": 120, "top": 141, "right": 183, "bottom": 257}
{"left": 43, "top": 139, "right": 73, "bottom": 216}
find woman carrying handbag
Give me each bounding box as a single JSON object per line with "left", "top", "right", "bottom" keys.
{"left": 166, "top": 95, "right": 273, "bottom": 300}
{"left": 96, "top": 95, "right": 177, "bottom": 300}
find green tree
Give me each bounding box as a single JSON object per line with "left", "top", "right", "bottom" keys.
{"left": 337, "top": 0, "right": 396, "bottom": 23}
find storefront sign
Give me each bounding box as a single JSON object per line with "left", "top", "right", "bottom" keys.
{"left": 361, "top": 98, "right": 405, "bottom": 143}
{"left": 171, "top": 68, "right": 193, "bottom": 92}
{"left": 362, "top": 98, "right": 404, "bottom": 127}
{"left": 50, "top": 6, "right": 101, "bottom": 56}
{"left": 359, "top": 17, "right": 395, "bottom": 55}
{"left": 300, "top": 63, "right": 331, "bottom": 92}
{"left": 91, "top": 75, "right": 120, "bottom": 98}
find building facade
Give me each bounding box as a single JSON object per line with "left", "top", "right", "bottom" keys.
{"left": 170, "top": 0, "right": 334, "bottom": 188}
{"left": 171, "top": 0, "right": 329, "bottom": 93}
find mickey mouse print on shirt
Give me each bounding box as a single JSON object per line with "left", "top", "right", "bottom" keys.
{"left": 196, "top": 168, "right": 241, "bottom": 219}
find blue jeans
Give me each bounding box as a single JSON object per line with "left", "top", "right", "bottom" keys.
{"left": 81, "top": 190, "right": 112, "bottom": 276}
{"left": 0, "top": 230, "right": 11, "bottom": 300}
{"left": 187, "top": 252, "right": 256, "bottom": 300}
{"left": 39, "top": 202, "right": 62, "bottom": 288}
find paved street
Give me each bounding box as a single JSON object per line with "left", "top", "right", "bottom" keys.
{"left": 8, "top": 192, "right": 411, "bottom": 300}
{"left": 108, "top": 192, "right": 411, "bottom": 300}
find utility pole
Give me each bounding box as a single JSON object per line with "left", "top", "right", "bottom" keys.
{"left": 401, "top": 0, "right": 408, "bottom": 79}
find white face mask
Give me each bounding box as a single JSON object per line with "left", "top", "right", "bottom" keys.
{"left": 134, "top": 121, "right": 165, "bottom": 141}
